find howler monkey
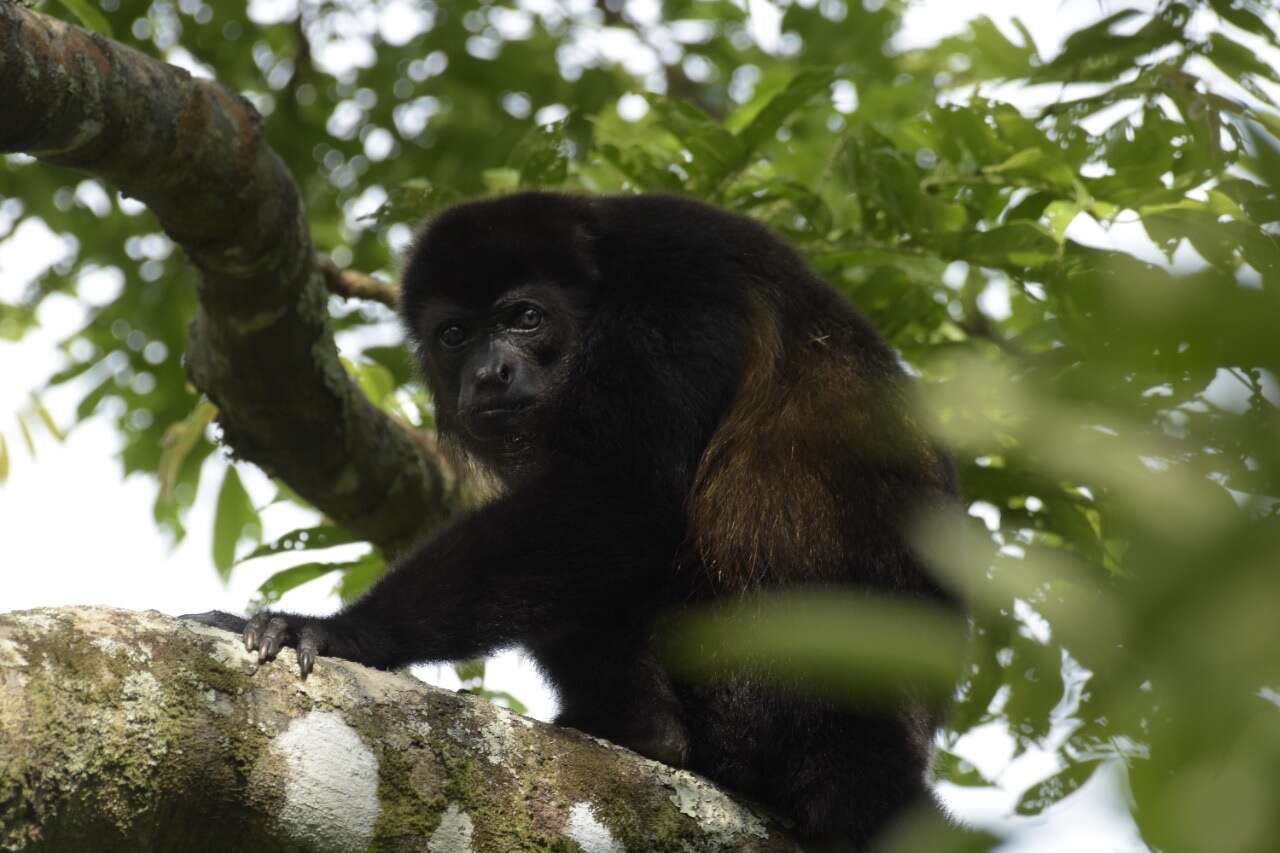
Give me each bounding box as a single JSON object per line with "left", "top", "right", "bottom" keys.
{"left": 185, "top": 192, "right": 960, "bottom": 849}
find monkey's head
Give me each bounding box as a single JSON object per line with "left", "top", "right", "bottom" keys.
{"left": 399, "top": 193, "right": 598, "bottom": 475}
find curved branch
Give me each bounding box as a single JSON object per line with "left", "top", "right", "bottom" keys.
{"left": 0, "top": 607, "right": 797, "bottom": 851}
{"left": 0, "top": 5, "right": 455, "bottom": 553}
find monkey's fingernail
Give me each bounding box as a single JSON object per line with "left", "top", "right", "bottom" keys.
{"left": 244, "top": 630, "right": 257, "bottom": 651}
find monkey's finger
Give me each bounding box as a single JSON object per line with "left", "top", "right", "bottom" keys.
{"left": 297, "top": 628, "right": 323, "bottom": 680}
{"left": 257, "top": 616, "right": 292, "bottom": 663}
{"left": 243, "top": 617, "right": 265, "bottom": 652}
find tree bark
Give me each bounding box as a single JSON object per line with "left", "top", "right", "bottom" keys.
{"left": 0, "top": 607, "right": 798, "bottom": 852}
{"left": 0, "top": 3, "right": 456, "bottom": 554}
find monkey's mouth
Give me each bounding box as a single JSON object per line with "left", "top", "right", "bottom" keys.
{"left": 471, "top": 401, "right": 532, "bottom": 418}
{"left": 464, "top": 401, "right": 534, "bottom": 437}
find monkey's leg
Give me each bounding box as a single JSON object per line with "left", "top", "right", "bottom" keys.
{"left": 537, "top": 630, "right": 689, "bottom": 768}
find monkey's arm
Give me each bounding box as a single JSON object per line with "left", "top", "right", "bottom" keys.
{"left": 187, "top": 473, "right": 676, "bottom": 678}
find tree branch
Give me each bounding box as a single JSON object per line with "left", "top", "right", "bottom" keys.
{"left": 0, "top": 607, "right": 797, "bottom": 851}
{"left": 319, "top": 258, "right": 401, "bottom": 309}
{"left": 0, "top": 4, "right": 455, "bottom": 554}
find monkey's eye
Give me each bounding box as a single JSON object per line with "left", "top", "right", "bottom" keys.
{"left": 438, "top": 325, "right": 467, "bottom": 348}
{"left": 514, "top": 305, "right": 543, "bottom": 330}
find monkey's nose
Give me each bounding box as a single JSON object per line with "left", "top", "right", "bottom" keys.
{"left": 474, "top": 361, "right": 512, "bottom": 388}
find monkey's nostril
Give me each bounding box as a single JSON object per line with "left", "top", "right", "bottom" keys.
{"left": 497, "top": 364, "right": 511, "bottom": 383}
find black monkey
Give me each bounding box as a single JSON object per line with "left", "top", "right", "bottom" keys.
{"left": 185, "top": 192, "right": 960, "bottom": 848}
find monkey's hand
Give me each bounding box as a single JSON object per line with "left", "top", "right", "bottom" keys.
{"left": 241, "top": 611, "right": 331, "bottom": 679}
{"left": 180, "top": 610, "right": 329, "bottom": 678}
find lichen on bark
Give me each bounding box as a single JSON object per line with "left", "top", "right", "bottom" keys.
{"left": 0, "top": 607, "right": 799, "bottom": 852}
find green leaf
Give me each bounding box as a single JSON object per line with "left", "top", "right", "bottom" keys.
{"left": 236, "top": 525, "right": 362, "bottom": 564}
{"left": 470, "top": 688, "right": 527, "bottom": 715}
{"left": 646, "top": 95, "right": 745, "bottom": 192}
{"left": 508, "top": 117, "right": 572, "bottom": 188}
{"left": 482, "top": 168, "right": 521, "bottom": 193}
{"left": 734, "top": 67, "right": 834, "bottom": 155}
{"left": 335, "top": 552, "right": 387, "bottom": 602}
{"left": 15, "top": 414, "right": 35, "bottom": 458}
{"left": 1244, "top": 123, "right": 1280, "bottom": 194}
{"left": 1043, "top": 201, "right": 1081, "bottom": 243}
{"left": 1015, "top": 761, "right": 1103, "bottom": 814}
{"left": 28, "top": 392, "right": 65, "bottom": 442}
{"left": 344, "top": 358, "right": 397, "bottom": 407}
{"left": 932, "top": 749, "right": 995, "bottom": 787}
{"left": 454, "top": 659, "right": 486, "bottom": 684}
{"left": 46, "top": 354, "right": 101, "bottom": 386}
{"left": 159, "top": 400, "right": 216, "bottom": 498}
{"left": 946, "top": 222, "right": 1060, "bottom": 269}
{"left": 364, "top": 179, "right": 459, "bottom": 225}
{"left": 1208, "top": 0, "right": 1279, "bottom": 47}
{"left": 0, "top": 303, "right": 38, "bottom": 341}
{"left": 664, "top": 591, "right": 968, "bottom": 699}
{"left": 256, "top": 562, "right": 343, "bottom": 605}
{"left": 212, "top": 466, "right": 261, "bottom": 580}
{"left": 1202, "top": 32, "right": 1278, "bottom": 82}
{"left": 54, "top": 0, "right": 113, "bottom": 37}
{"left": 0, "top": 433, "right": 9, "bottom": 483}
{"left": 73, "top": 374, "right": 115, "bottom": 422}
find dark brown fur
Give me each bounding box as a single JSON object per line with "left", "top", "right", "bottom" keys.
{"left": 188, "top": 192, "right": 962, "bottom": 850}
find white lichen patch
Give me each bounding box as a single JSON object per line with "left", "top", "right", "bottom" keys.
{"left": 121, "top": 670, "right": 163, "bottom": 703}
{"left": 478, "top": 711, "right": 518, "bottom": 765}
{"left": 664, "top": 769, "right": 768, "bottom": 842}
{"left": 332, "top": 657, "right": 427, "bottom": 704}
{"left": 0, "top": 637, "right": 28, "bottom": 668}
{"left": 93, "top": 636, "right": 153, "bottom": 663}
{"left": 446, "top": 701, "right": 527, "bottom": 767}
{"left": 11, "top": 610, "right": 61, "bottom": 634}
{"left": 267, "top": 709, "right": 381, "bottom": 852}
{"left": 567, "top": 801, "right": 626, "bottom": 853}
{"left": 427, "top": 802, "right": 474, "bottom": 852}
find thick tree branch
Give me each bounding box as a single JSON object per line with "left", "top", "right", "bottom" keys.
{"left": 0, "top": 607, "right": 797, "bottom": 852}
{"left": 0, "top": 4, "right": 454, "bottom": 553}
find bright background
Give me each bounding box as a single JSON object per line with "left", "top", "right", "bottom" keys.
{"left": 3, "top": 1, "right": 1228, "bottom": 849}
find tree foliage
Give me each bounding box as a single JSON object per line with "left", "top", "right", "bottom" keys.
{"left": 3, "top": 1, "right": 1280, "bottom": 849}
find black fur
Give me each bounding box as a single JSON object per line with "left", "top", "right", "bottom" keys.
{"left": 186, "top": 192, "right": 961, "bottom": 849}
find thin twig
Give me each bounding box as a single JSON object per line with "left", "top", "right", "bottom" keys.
{"left": 318, "top": 257, "right": 400, "bottom": 308}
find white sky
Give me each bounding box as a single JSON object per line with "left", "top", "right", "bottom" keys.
{"left": 16, "top": 0, "right": 1272, "bottom": 848}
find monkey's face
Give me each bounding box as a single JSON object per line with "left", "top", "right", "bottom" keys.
{"left": 413, "top": 283, "right": 584, "bottom": 458}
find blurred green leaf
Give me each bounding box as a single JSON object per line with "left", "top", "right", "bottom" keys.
{"left": 509, "top": 117, "right": 572, "bottom": 188}
{"left": 335, "top": 551, "right": 387, "bottom": 603}
{"left": 665, "top": 591, "right": 968, "bottom": 700}
{"left": 53, "top": 0, "right": 113, "bottom": 37}
{"left": 212, "top": 466, "right": 260, "bottom": 581}
{"left": 734, "top": 67, "right": 834, "bottom": 154}
{"left": 1015, "top": 761, "right": 1103, "bottom": 815}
